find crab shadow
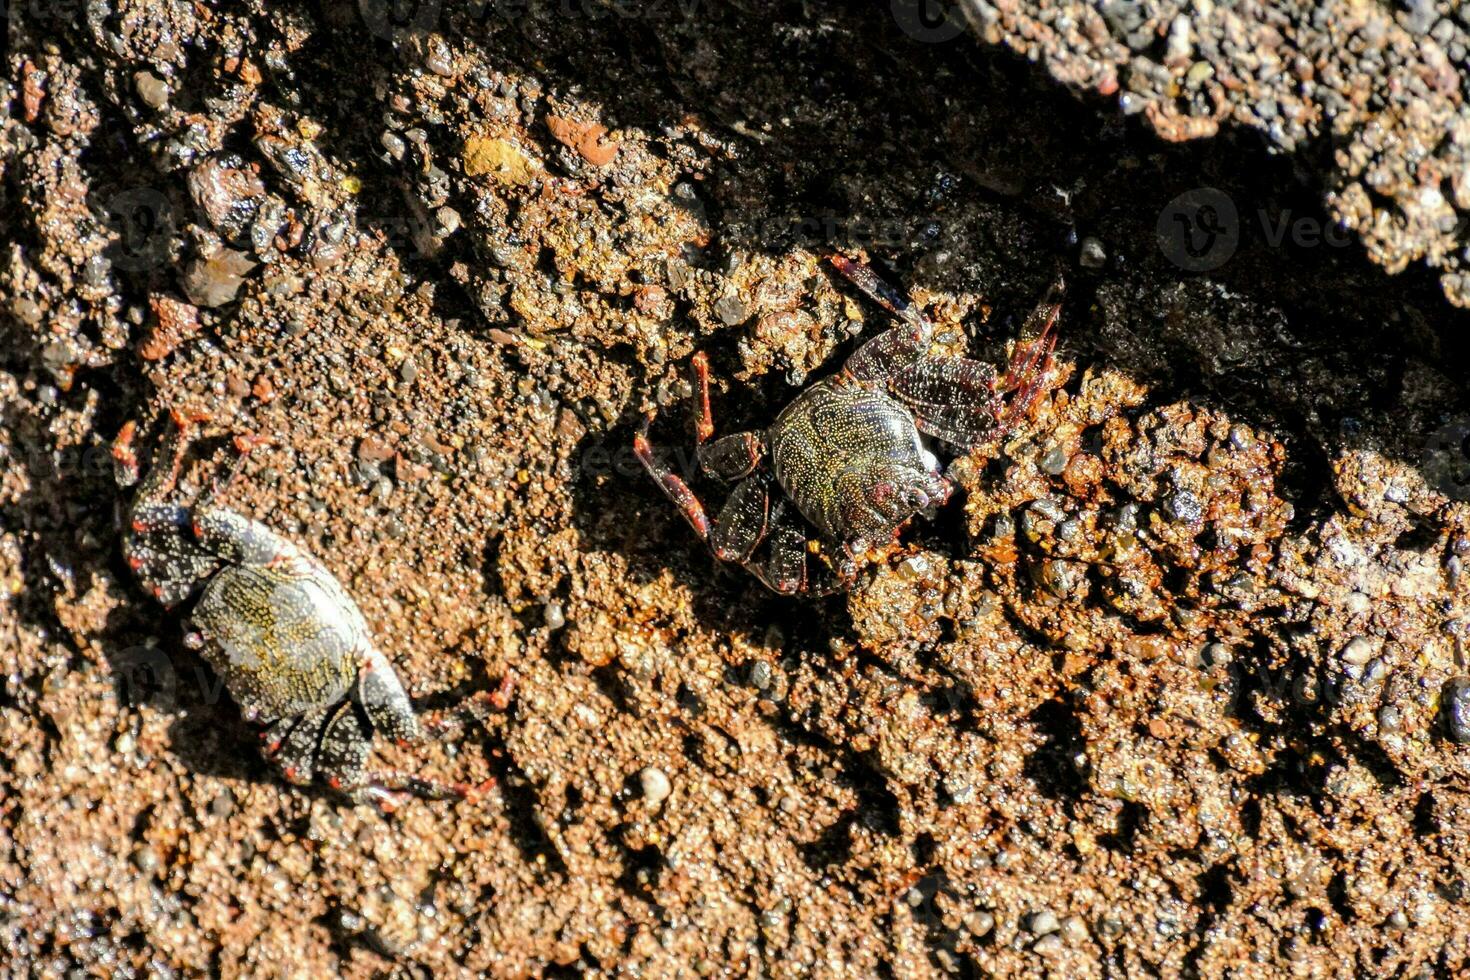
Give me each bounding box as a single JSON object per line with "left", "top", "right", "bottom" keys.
{"left": 100, "top": 614, "right": 266, "bottom": 785}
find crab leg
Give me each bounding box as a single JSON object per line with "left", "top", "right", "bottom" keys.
{"left": 996, "top": 280, "right": 1061, "bottom": 431}
{"left": 829, "top": 254, "right": 931, "bottom": 333}
{"left": 690, "top": 351, "right": 715, "bottom": 445}
{"left": 684, "top": 351, "right": 764, "bottom": 479}
{"left": 635, "top": 415, "right": 712, "bottom": 539}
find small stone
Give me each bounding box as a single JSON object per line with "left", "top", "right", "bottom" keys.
{"left": 434, "top": 207, "right": 461, "bottom": 237}
{"left": 1060, "top": 916, "right": 1088, "bottom": 944}
{"left": 714, "top": 294, "right": 748, "bottom": 326}
{"left": 1079, "top": 237, "right": 1107, "bottom": 268}
{"left": 1164, "top": 490, "right": 1203, "bottom": 523}
{"left": 1200, "top": 643, "right": 1233, "bottom": 669}
{"left": 424, "top": 34, "right": 454, "bottom": 76}
{"left": 1378, "top": 704, "right": 1402, "bottom": 733}
{"left": 399, "top": 358, "right": 419, "bottom": 384}
{"left": 381, "top": 131, "right": 407, "bottom": 160}
{"left": 964, "top": 910, "right": 995, "bottom": 936}
{"left": 1040, "top": 445, "right": 1069, "bottom": 475}
{"left": 131, "top": 846, "right": 160, "bottom": 873}
{"left": 1030, "top": 498, "right": 1066, "bottom": 523}
{"left": 1185, "top": 62, "right": 1214, "bottom": 88}
{"left": 639, "top": 766, "right": 672, "bottom": 806}
{"left": 1033, "top": 934, "right": 1064, "bottom": 956}
{"left": 1027, "top": 910, "right": 1060, "bottom": 935}
{"left": 897, "top": 554, "right": 931, "bottom": 581}
{"left": 543, "top": 601, "right": 566, "bottom": 631}
{"left": 1340, "top": 637, "right": 1375, "bottom": 665}
{"left": 181, "top": 248, "right": 256, "bottom": 308}
{"left": 210, "top": 788, "right": 236, "bottom": 819}
{"left": 1443, "top": 678, "right": 1470, "bottom": 744}
{"left": 463, "top": 136, "right": 539, "bottom": 185}
{"left": 134, "top": 71, "right": 169, "bottom": 109}
{"left": 750, "top": 661, "right": 773, "bottom": 690}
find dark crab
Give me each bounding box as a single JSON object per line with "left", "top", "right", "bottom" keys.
{"left": 113, "top": 411, "right": 510, "bottom": 809}
{"left": 635, "top": 255, "right": 1060, "bottom": 594}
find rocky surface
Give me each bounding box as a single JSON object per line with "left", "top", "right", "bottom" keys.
{"left": 960, "top": 0, "right": 1470, "bottom": 309}
{"left": 2, "top": 1, "right": 1470, "bottom": 976}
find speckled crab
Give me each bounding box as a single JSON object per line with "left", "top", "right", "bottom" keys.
{"left": 636, "top": 255, "right": 1060, "bottom": 594}
{"left": 113, "top": 411, "right": 510, "bottom": 809}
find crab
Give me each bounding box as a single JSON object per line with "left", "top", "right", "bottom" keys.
{"left": 635, "top": 255, "right": 1060, "bottom": 594}
{"left": 113, "top": 411, "right": 510, "bottom": 809}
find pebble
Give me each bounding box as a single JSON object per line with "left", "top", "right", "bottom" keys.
{"left": 714, "top": 294, "right": 748, "bottom": 326}
{"left": 897, "top": 555, "right": 931, "bottom": 581}
{"left": 1027, "top": 910, "right": 1060, "bottom": 935}
{"left": 424, "top": 34, "right": 454, "bottom": 76}
{"left": 1443, "top": 678, "right": 1470, "bottom": 744}
{"left": 210, "top": 788, "right": 236, "bottom": 819}
{"left": 1040, "top": 445, "right": 1069, "bottom": 475}
{"left": 544, "top": 601, "right": 566, "bottom": 630}
{"left": 1340, "top": 637, "right": 1375, "bottom": 665}
{"left": 131, "top": 846, "right": 159, "bottom": 873}
{"left": 434, "top": 207, "right": 462, "bottom": 237}
{"left": 1030, "top": 498, "right": 1066, "bottom": 523}
{"left": 1033, "top": 933, "right": 1064, "bottom": 956}
{"left": 750, "top": 661, "right": 773, "bottom": 690}
{"left": 182, "top": 248, "right": 256, "bottom": 308}
{"left": 134, "top": 71, "right": 169, "bottom": 109}
{"left": 639, "top": 766, "right": 672, "bottom": 806}
{"left": 1185, "top": 61, "right": 1214, "bottom": 87}
{"left": 1079, "top": 236, "right": 1107, "bottom": 268}
{"left": 1164, "top": 490, "right": 1203, "bottom": 523}
{"left": 964, "top": 910, "right": 994, "bottom": 936}
{"left": 1199, "top": 643, "right": 1233, "bottom": 669}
